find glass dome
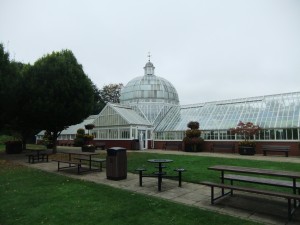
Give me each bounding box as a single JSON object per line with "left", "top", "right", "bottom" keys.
{"left": 120, "top": 60, "right": 180, "bottom": 125}
{"left": 120, "top": 61, "right": 179, "bottom": 105}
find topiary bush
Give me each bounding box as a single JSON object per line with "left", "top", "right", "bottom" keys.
{"left": 183, "top": 121, "right": 203, "bottom": 152}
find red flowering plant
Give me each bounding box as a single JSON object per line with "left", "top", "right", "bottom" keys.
{"left": 229, "top": 121, "right": 261, "bottom": 147}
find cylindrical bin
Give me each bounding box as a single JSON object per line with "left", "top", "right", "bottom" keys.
{"left": 106, "top": 147, "right": 127, "bottom": 180}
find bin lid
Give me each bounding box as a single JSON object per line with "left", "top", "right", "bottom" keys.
{"left": 107, "top": 147, "right": 126, "bottom": 152}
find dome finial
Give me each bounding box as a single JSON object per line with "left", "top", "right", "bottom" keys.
{"left": 147, "top": 52, "right": 151, "bottom": 62}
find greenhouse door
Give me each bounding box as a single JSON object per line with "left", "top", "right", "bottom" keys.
{"left": 138, "top": 130, "right": 147, "bottom": 150}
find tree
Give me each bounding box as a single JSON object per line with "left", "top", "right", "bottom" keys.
{"left": 100, "top": 83, "right": 123, "bottom": 103}
{"left": 91, "top": 83, "right": 105, "bottom": 114}
{"left": 229, "top": 121, "right": 261, "bottom": 147}
{"left": 22, "top": 49, "right": 95, "bottom": 153}
{"left": 0, "top": 44, "right": 38, "bottom": 150}
{"left": 0, "top": 44, "right": 18, "bottom": 130}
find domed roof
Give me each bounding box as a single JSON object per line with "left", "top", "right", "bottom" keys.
{"left": 120, "top": 61, "right": 179, "bottom": 105}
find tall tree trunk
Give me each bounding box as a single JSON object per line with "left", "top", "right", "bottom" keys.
{"left": 52, "top": 130, "right": 58, "bottom": 154}
{"left": 22, "top": 137, "right": 27, "bottom": 151}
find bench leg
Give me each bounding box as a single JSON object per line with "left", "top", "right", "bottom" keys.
{"left": 288, "top": 199, "right": 292, "bottom": 221}
{"left": 211, "top": 186, "right": 215, "bottom": 204}
{"left": 77, "top": 164, "right": 81, "bottom": 174}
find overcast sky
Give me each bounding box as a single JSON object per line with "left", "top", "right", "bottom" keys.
{"left": 1, "top": 0, "right": 300, "bottom": 105}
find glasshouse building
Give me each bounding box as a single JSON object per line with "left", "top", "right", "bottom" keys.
{"left": 37, "top": 60, "right": 300, "bottom": 155}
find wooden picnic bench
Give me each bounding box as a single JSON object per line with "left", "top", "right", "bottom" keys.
{"left": 73, "top": 157, "right": 106, "bottom": 171}
{"left": 163, "top": 141, "right": 182, "bottom": 150}
{"left": 262, "top": 145, "right": 290, "bottom": 157}
{"left": 211, "top": 143, "right": 235, "bottom": 153}
{"left": 52, "top": 159, "right": 82, "bottom": 174}
{"left": 53, "top": 151, "right": 101, "bottom": 174}
{"left": 223, "top": 174, "right": 300, "bottom": 194}
{"left": 200, "top": 181, "right": 300, "bottom": 221}
{"left": 204, "top": 165, "right": 300, "bottom": 221}
{"left": 26, "top": 150, "right": 51, "bottom": 163}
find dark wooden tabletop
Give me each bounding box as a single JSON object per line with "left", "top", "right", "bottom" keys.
{"left": 147, "top": 159, "right": 173, "bottom": 163}
{"left": 60, "top": 150, "right": 100, "bottom": 156}
{"left": 209, "top": 165, "right": 300, "bottom": 179}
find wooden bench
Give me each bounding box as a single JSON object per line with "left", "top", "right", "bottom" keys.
{"left": 163, "top": 141, "right": 182, "bottom": 150}
{"left": 211, "top": 143, "right": 235, "bottom": 153}
{"left": 74, "top": 157, "right": 106, "bottom": 171}
{"left": 52, "top": 159, "right": 82, "bottom": 174}
{"left": 26, "top": 150, "right": 51, "bottom": 163}
{"left": 262, "top": 145, "right": 290, "bottom": 157}
{"left": 223, "top": 174, "right": 300, "bottom": 194}
{"left": 200, "top": 181, "right": 300, "bottom": 221}
{"left": 95, "top": 142, "right": 106, "bottom": 150}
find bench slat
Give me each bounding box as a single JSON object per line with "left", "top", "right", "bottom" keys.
{"left": 200, "top": 181, "right": 300, "bottom": 221}
{"left": 200, "top": 181, "right": 300, "bottom": 200}
{"left": 223, "top": 174, "right": 300, "bottom": 189}
{"left": 73, "top": 157, "right": 106, "bottom": 162}
{"left": 262, "top": 145, "right": 290, "bottom": 157}
{"left": 211, "top": 143, "right": 235, "bottom": 153}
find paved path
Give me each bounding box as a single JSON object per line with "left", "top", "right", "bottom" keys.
{"left": 2, "top": 148, "right": 300, "bottom": 225}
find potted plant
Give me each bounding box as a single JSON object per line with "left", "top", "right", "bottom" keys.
{"left": 74, "top": 128, "right": 85, "bottom": 147}
{"left": 74, "top": 128, "right": 95, "bottom": 152}
{"left": 183, "top": 121, "right": 204, "bottom": 152}
{"left": 42, "top": 130, "right": 54, "bottom": 149}
{"left": 81, "top": 144, "right": 96, "bottom": 152}
{"left": 230, "top": 121, "right": 261, "bottom": 155}
{"left": 85, "top": 124, "right": 95, "bottom": 134}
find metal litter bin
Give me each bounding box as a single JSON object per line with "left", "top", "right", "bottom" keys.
{"left": 106, "top": 147, "right": 127, "bottom": 180}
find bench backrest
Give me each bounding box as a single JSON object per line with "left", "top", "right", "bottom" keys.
{"left": 261, "top": 145, "right": 290, "bottom": 150}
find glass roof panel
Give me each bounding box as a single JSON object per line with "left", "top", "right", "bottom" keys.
{"left": 155, "top": 92, "right": 300, "bottom": 132}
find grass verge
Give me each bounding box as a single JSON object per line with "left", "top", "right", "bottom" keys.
{"left": 0, "top": 160, "right": 262, "bottom": 225}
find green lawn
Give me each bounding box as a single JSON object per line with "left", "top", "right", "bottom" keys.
{"left": 126, "top": 152, "right": 300, "bottom": 192}
{"left": 127, "top": 152, "right": 300, "bottom": 179}
{"left": 0, "top": 159, "right": 263, "bottom": 225}
{"left": 2, "top": 149, "right": 300, "bottom": 225}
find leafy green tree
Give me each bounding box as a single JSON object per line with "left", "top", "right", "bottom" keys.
{"left": 100, "top": 83, "right": 123, "bottom": 103}
{"left": 0, "top": 44, "right": 18, "bottom": 130}
{"left": 22, "top": 50, "right": 94, "bottom": 153}
{"left": 91, "top": 83, "right": 105, "bottom": 114}
{"left": 0, "top": 44, "right": 34, "bottom": 149}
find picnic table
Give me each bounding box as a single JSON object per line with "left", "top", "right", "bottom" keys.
{"left": 26, "top": 149, "right": 51, "bottom": 163}
{"left": 136, "top": 159, "right": 185, "bottom": 191}
{"left": 209, "top": 165, "right": 300, "bottom": 194}
{"left": 201, "top": 165, "right": 300, "bottom": 220}
{"left": 53, "top": 150, "right": 105, "bottom": 174}
{"left": 147, "top": 159, "right": 173, "bottom": 191}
